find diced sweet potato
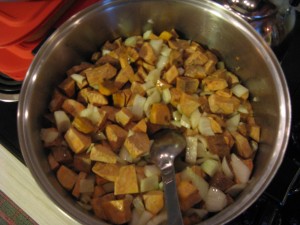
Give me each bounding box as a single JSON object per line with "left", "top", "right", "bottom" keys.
{"left": 168, "top": 39, "right": 190, "bottom": 50}
{"left": 210, "top": 171, "right": 234, "bottom": 192}
{"left": 206, "top": 134, "right": 230, "bottom": 158}
{"left": 124, "top": 132, "right": 150, "bottom": 159}
{"left": 184, "top": 51, "right": 208, "bottom": 66}
{"left": 169, "top": 49, "right": 183, "bottom": 67}
{"left": 85, "top": 63, "right": 117, "bottom": 88}
{"left": 179, "top": 93, "right": 200, "bottom": 117}
{"left": 62, "top": 99, "right": 85, "bottom": 117}
{"left": 130, "top": 81, "right": 146, "bottom": 96}
{"left": 67, "top": 62, "right": 93, "bottom": 76}
{"left": 248, "top": 125, "right": 260, "bottom": 142}
{"left": 81, "top": 88, "right": 108, "bottom": 106}
{"left": 98, "top": 80, "right": 119, "bottom": 96}
{"left": 149, "top": 103, "right": 171, "bottom": 125}
{"left": 164, "top": 65, "right": 179, "bottom": 84}
{"left": 114, "top": 165, "right": 139, "bottom": 195}
{"left": 99, "top": 106, "right": 119, "bottom": 122}
{"left": 170, "top": 88, "right": 182, "bottom": 107}
{"left": 72, "top": 172, "right": 88, "bottom": 198}
{"left": 92, "top": 162, "right": 121, "bottom": 182}
{"left": 64, "top": 127, "right": 91, "bottom": 154}
{"left": 112, "top": 91, "right": 127, "bottom": 108}
{"left": 91, "top": 193, "right": 115, "bottom": 220}
{"left": 143, "top": 190, "right": 164, "bottom": 215}
{"left": 208, "top": 117, "right": 223, "bottom": 133}
{"left": 48, "top": 153, "right": 60, "bottom": 171}
{"left": 40, "top": 127, "right": 63, "bottom": 148}
{"left": 56, "top": 165, "right": 78, "bottom": 191}
{"left": 58, "top": 77, "right": 76, "bottom": 97}
{"left": 139, "top": 42, "right": 157, "bottom": 65}
{"left": 95, "top": 175, "right": 110, "bottom": 185}
{"left": 131, "top": 119, "right": 147, "bottom": 133}
{"left": 204, "top": 59, "right": 216, "bottom": 75}
{"left": 231, "top": 131, "right": 253, "bottom": 159}
{"left": 93, "top": 185, "right": 106, "bottom": 198}
{"left": 208, "top": 94, "right": 240, "bottom": 115}
{"left": 73, "top": 153, "right": 92, "bottom": 173}
{"left": 49, "top": 89, "right": 68, "bottom": 112}
{"left": 184, "top": 64, "right": 206, "bottom": 79}
{"left": 102, "top": 198, "right": 132, "bottom": 224}
{"left": 51, "top": 146, "right": 73, "bottom": 164}
{"left": 176, "top": 76, "right": 199, "bottom": 94}
{"left": 177, "top": 180, "right": 201, "bottom": 211}
{"left": 202, "top": 76, "right": 228, "bottom": 91}
{"left": 72, "top": 116, "right": 96, "bottom": 134}
{"left": 105, "top": 124, "right": 128, "bottom": 152}
{"left": 90, "top": 143, "right": 117, "bottom": 164}
{"left": 115, "top": 108, "right": 134, "bottom": 127}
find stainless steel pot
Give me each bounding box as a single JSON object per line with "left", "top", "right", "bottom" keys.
{"left": 17, "top": 0, "right": 291, "bottom": 224}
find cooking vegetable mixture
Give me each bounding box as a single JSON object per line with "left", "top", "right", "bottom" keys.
{"left": 40, "top": 29, "right": 260, "bottom": 225}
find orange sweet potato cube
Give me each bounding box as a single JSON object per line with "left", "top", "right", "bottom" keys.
{"left": 139, "top": 42, "right": 157, "bottom": 65}
{"left": 179, "top": 93, "right": 200, "bottom": 117}
{"left": 90, "top": 143, "right": 117, "bottom": 164}
{"left": 92, "top": 162, "right": 120, "bottom": 182}
{"left": 143, "top": 190, "right": 164, "bottom": 215}
{"left": 91, "top": 193, "right": 115, "bottom": 220}
{"left": 149, "top": 103, "right": 171, "bottom": 125}
{"left": 124, "top": 132, "right": 150, "bottom": 159}
{"left": 115, "top": 108, "right": 134, "bottom": 127}
{"left": 114, "top": 165, "right": 139, "bottom": 195}
{"left": 105, "top": 124, "right": 128, "bottom": 152}
{"left": 64, "top": 127, "right": 91, "bottom": 154}
{"left": 72, "top": 171, "right": 88, "bottom": 198}
{"left": 177, "top": 180, "right": 201, "bottom": 211}
{"left": 164, "top": 65, "right": 179, "bottom": 84}
{"left": 56, "top": 165, "right": 78, "bottom": 191}
{"left": 62, "top": 99, "right": 85, "bottom": 117}
{"left": 58, "top": 76, "right": 75, "bottom": 97}
{"left": 102, "top": 199, "right": 132, "bottom": 224}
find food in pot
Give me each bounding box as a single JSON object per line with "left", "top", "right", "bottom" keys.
{"left": 40, "top": 29, "right": 260, "bottom": 225}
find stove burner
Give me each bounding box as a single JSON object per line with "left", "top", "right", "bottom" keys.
{"left": 0, "top": 72, "right": 22, "bottom": 102}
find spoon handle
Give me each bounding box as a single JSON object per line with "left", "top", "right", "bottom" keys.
{"left": 161, "top": 166, "right": 184, "bottom": 225}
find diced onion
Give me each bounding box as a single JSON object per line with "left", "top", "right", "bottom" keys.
{"left": 102, "top": 49, "right": 110, "bottom": 56}
{"left": 135, "top": 210, "right": 153, "bottom": 225}
{"left": 201, "top": 159, "right": 220, "bottom": 177}
{"left": 185, "top": 136, "right": 198, "bottom": 164}
{"left": 145, "top": 68, "right": 162, "bottom": 85}
{"left": 40, "top": 128, "right": 59, "bottom": 144}
{"left": 185, "top": 208, "right": 208, "bottom": 219}
{"left": 143, "top": 89, "right": 161, "bottom": 117}
{"left": 146, "top": 211, "right": 167, "bottom": 225}
{"left": 231, "top": 84, "right": 249, "bottom": 98}
{"left": 119, "top": 146, "right": 133, "bottom": 163}
{"left": 172, "top": 110, "right": 182, "bottom": 121}
{"left": 132, "top": 196, "right": 145, "bottom": 215}
{"left": 162, "top": 88, "right": 171, "bottom": 104}
{"left": 150, "top": 39, "right": 163, "bottom": 55}
{"left": 143, "top": 30, "right": 153, "bottom": 40}
{"left": 198, "top": 117, "right": 214, "bottom": 136}
{"left": 231, "top": 153, "right": 251, "bottom": 184}
{"left": 180, "top": 114, "right": 191, "bottom": 129}
{"left": 205, "top": 187, "right": 227, "bottom": 212}
{"left": 238, "top": 105, "right": 249, "bottom": 114}
{"left": 225, "top": 183, "right": 246, "bottom": 197}
{"left": 225, "top": 113, "right": 240, "bottom": 132}
{"left": 190, "top": 109, "right": 201, "bottom": 129}
{"left": 124, "top": 36, "right": 137, "bottom": 47}
{"left": 70, "top": 74, "right": 86, "bottom": 85}
{"left": 160, "top": 45, "right": 171, "bottom": 57}
{"left": 54, "top": 110, "right": 71, "bottom": 133}
{"left": 144, "top": 165, "right": 161, "bottom": 177}
{"left": 156, "top": 55, "right": 169, "bottom": 69}
{"left": 221, "top": 157, "right": 234, "bottom": 179}
{"left": 140, "top": 175, "right": 159, "bottom": 192}
{"left": 131, "top": 94, "right": 147, "bottom": 120}
{"left": 80, "top": 104, "right": 101, "bottom": 125}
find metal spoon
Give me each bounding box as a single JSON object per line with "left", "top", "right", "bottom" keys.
{"left": 150, "top": 130, "right": 186, "bottom": 225}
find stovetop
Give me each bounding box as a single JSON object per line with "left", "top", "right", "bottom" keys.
{"left": 0, "top": 9, "right": 300, "bottom": 225}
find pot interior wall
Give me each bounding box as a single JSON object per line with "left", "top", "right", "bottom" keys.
{"left": 19, "top": 1, "right": 289, "bottom": 224}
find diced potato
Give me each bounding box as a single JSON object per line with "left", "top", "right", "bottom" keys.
{"left": 58, "top": 77, "right": 75, "bottom": 97}
{"left": 62, "top": 99, "right": 85, "bottom": 117}
{"left": 85, "top": 63, "right": 117, "bottom": 88}
{"left": 72, "top": 116, "right": 95, "bottom": 134}
{"left": 230, "top": 131, "right": 253, "bottom": 159}
{"left": 56, "top": 165, "right": 78, "bottom": 191}
{"left": 176, "top": 76, "right": 199, "bottom": 94}
{"left": 115, "top": 165, "right": 139, "bottom": 195}
{"left": 64, "top": 127, "right": 91, "bottom": 154}
{"left": 143, "top": 190, "right": 164, "bottom": 215}
{"left": 115, "top": 108, "right": 134, "bottom": 127}
{"left": 208, "top": 94, "right": 240, "bottom": 115}
{"left": 124, "top": 132, "right": 151, "bottom": 159}
{"left": 90, "top": 143, "right": 117, "bottom": 164}
{"left": 73, "top": 153, "right": 92, "bottom": 173}
{"left": 102, "top": 199, "right": 132, "bottom": 224}
{"left": 149, "top": 103, "right": 171, "bottom": 125}
{"left": 92, "top": 162, "right": 120, "bottom": 182}
{"left": 163, "top": 65, "right": 179, "bottom": 84}
{"left": 105, "top": 124, "right": 128, "bottom": 152}
{"left": 179, "top": 93, "right": 200, "bottom": 117}
{"left": 72, "top": 172, "right": 88, "bottom": 198}
{"left": 177, "top": 180, "right": 201, "bottom": 211}
{"left": 139, "top": 42, "right": 157, "bottom": 65}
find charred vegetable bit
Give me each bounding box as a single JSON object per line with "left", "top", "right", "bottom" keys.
{"left": 41, "top": 29, "right": 260, "bottom": 225}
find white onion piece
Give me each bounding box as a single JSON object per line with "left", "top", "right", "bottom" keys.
{"left": 142, "top": 81, "right": 155, "bottom": 91}
{"left": 40, "top": 128, "right": 59, "bottom": 144}
{"left": 143, "top": 30, "right": 152, "bottom": 40}
{"left": 160, "top": 45, "right": 171, "bottom": 57}
{"left": 156, "top": 55, "right": 169, "bottom": 69}
{"left": 238, "top": 105, "right": 249, "bottom": 114}
{"left": 221, "top": 157, "right": 234, "bottom": 179}
{"left": 119, "top": 146, "right": 133, "bottom": 163}
{"left": 54, "top": 110, "right": 71, "bottom": 133}
{"left": 150, "top": 39, "right": 163, "bottom": 55}
{"left": 130, "top": 209, "right": 140, "bottom": 225}
{"left": 225, "top": 183, "right": 246, "bottom": 197}
{"left": 70, "top": 74, "right": 86, "bottom": 85}
{"left": 180, "top": 114, "right": 191, "bottom": 129}
{"left": 225, "top": 113, "right": 240, "bottom": 132}
{"left": 144, "top": 165, "right": 161, "bottom": 177}
{"left": 102, "top": 49, "right": 110, "bottom": 56}
{"left": 79, "top": 104, "right": 100, "bottom": 125}
{"left": 145, "top": 68, "right": 161, "bottom": 85}
{"left": 146, "top": 211, "right": 167, "bottom": 225}
{"left": 185, "top": 136, "right": 198, "bottom": 164}
{"left": 171, "top": 120, "right": 181, "bottom": 128}
{"left": 198, "top": 117, "right": 215, "bottom": 136}
{"left": 131, "top": 94, "right": 147, "bottom": 120}
{"left": 197, "top": 135, "right": 208, "bottom": 149}
{"left": 231, "top": 84, "right": 249, "bottom": 98}
{"left": 181, "top": 167, "right": 209, "bottom": 201}
{"left": 135, "top": 210, "right": 153, "bottom": 225}
{"left": 162, "top": 88, "right": 171, "bottom": 104}
{"left": 124, "top": 36, "right": 137, "bottom": 47}
{"left": 231, "top": 153, "right": 251, "bottom": 184}
{"left": 132, "top": 196, "right": 145, "bottom": 215}
{"left": 205, "top": 187, "right": 227, "bottom": 212}
{"left": 201, "top": 159, "right": 220, "bottom": 177}
{"left": 143, "top": 89, "right": 161, "bottom": 117}
{"left": 190, "top": 109, "right": 201, "bottom": 129}
{"left": 251, "top": 140, "right": 258, "bottom": 151}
